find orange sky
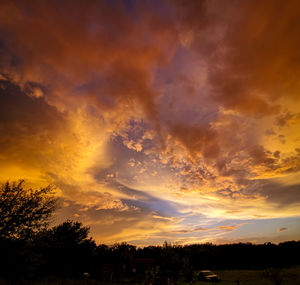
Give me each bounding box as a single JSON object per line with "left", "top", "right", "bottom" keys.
{"left": 0, "top": 0, "right": 300, "bottom": 246}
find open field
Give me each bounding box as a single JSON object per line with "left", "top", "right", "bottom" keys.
{"left": 1, "top": 266, "right": 300, "bottom": 285}
{"left": 185, "top": 266, "right": 300, "bottom": 285}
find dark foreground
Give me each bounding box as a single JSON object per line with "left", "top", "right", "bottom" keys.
{"left": 1, "top": 266, "right": 300, "bottom": 285}
{"left": 1, "top": 236, "right": 300, "bottom": 285}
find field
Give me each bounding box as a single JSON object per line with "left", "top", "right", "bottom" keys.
{"left": 186, "top": 266, "right": 300, "bottom": 285}
{"left": 1, "top": 266, "right": 300, "bottom": 285}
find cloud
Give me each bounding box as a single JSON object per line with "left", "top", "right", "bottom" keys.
{"left": 0, "top": 79, "right": 66, "bottom": 182}
{"left": 0, "top": 0, "right": 300, "bottom": 245}
{"left": 276, "top": 113, "right": 295, "bottom": 127}
{"left": 174, "top": 0, "right": 300, "bottom": 115}
{"left": 172, "top": 223, "right": 247, "bottom": 235}
{"left": 172, "top": 227, "right": 208, "bottom": 234}
{"left": 217, "top": 225, "right": 237, "bottom": 232}
{"left": 0, "top": 78, "right": 110, "bottom": 197}
{"left": 278, "top": 227, "right": 288, "bottom": 232}
{"left": 169, "top": 123, "right": 219, "bottom": 159}
{"left": 245, "top": 180, "right": 300, "bottom": 208}
{"left": 55, "top": 194, "right": 179, "bottom": 245}
{"left": 0, "top": 0, "right": 179, "bottom": 132}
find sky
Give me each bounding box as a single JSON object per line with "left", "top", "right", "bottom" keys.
{"left": 0, "top": 0, "right": 300, "bottom": 246}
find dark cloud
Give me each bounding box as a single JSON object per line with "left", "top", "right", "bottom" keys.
{"left": 276, "top": 113, "right": 294, "bottom": 127}
{"left": 216, "top": 177, "right": 300, "bottom": 209}
{"left": 248, "top": 145, "right": 278, "bottom": 168}
{"left": 278, "top": 227, "right": 288, "bottom": 232}
{"left": 174, "top": 0, "right": 300, "bottom": 115}
{"left": 169, "top": 123, "right": 219, "bottom": 159}
{"left": 0, "top": 0, "right": 177, "bottom": 128}
{"left": 0, "top": 79, "right": 65, "bottom": 170}
{"left": 244, "top": 180, "right": 300, "bottom": 208}
{"left": 0, "top": 79, "right": 63, "bottom": 130}
{"left": 280, "top": 149, "right": 300, "bottom": 174}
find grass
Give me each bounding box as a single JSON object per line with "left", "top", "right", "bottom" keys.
{"left": 179, "top": 266, "right": 300, "bottom": 285}
{"left": 214, "top": 266, "right": 300, "bottom": 285}
{"left": 1, "top": 266, "right": 300, "bottom": 285}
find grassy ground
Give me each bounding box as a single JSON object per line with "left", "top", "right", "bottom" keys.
{"left": 213, "top": 266, "right": 300, "bottom": 285}
{"left": 1, "top": 266, "right": 300, "bottom": 284}
{"left": 179, "top": 266, "right": 300, "bottom": 285}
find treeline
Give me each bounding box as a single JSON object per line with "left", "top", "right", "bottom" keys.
{"left": 1, "top": 234, "right": 300, "bottom": 281}
{"left": 1, "top": 181, "right": 300, "bottom": 282}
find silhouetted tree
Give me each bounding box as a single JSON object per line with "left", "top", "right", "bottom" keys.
{"left": 110, "top": 242, "right": 136, "bottom": 280}
{"left": 182, "top": 257, "right": 194, "bottom": 282}
{"left": 33, "top": 220, "right": 96, "bottom": 278}
{"left": 160, "top": 242, "right": 181, "bottom": 280}
{"left": 0, "top": 180, "right": 57, "bottom": 239}
{"left": 44, "top": 220, "right": 92, "bottom": 246}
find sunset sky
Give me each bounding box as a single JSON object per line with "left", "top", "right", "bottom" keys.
{"left": 0, "top": 0, "right": 300, "bottom": 246}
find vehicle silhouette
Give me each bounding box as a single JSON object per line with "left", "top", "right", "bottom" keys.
{"left": 197, "top": 270, "right": 220, "bottom": 282}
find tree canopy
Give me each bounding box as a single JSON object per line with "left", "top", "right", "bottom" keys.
{"left": 37, "top": 220, "right": 93, "bottom": 248}
{"left": 0, "top": 180, "right": 57, "bottom": 239}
